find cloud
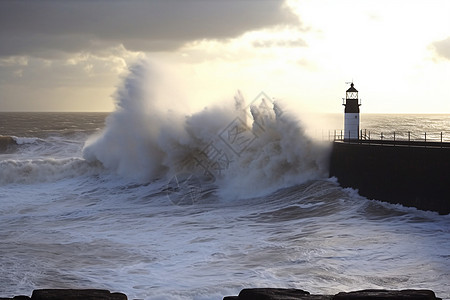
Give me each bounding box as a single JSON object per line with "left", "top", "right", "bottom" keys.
{"left": 431, "top": 36, "right": 450, "bottom": 61}
{"left": 0, "top": 0, "right": 300, "bottom": 58}
{"left": 252, "top": 38, "right": 307, "bottom": 48}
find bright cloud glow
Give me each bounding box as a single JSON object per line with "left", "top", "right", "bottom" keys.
{"left": 0, "top": 0, "right": 449, "bottom": 113}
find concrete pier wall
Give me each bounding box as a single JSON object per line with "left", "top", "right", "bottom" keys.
{"left": 329, "top": 141, "right": 450, "bottom": 215}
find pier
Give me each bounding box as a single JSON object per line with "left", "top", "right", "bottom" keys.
{"left": 329, "top": 137, "right": 450, "bottom": 215}
{"left": 328, "top": 83, "right": 449, "bottom": 215}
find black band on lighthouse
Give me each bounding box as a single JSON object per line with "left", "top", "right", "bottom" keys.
{"left": 344, "top": 99, "right": 360, "bottom": 113}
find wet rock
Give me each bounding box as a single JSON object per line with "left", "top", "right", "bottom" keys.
{"left": 333, "top": 289, "right": 440, "bottom": 300}
{"left": 224, "top": 289, "right": 442, "bottom": 300}
{"left": 31, "top": 289, "right": 127, "bottom": 300}
{"left": 224, "top": 288, "right": 332, "bottom": 300}
{"left": 0, "top": 136, "right": 16, "bottom": 152}
{"left": 1, "top": 287, "right": 443, "bottom": 300}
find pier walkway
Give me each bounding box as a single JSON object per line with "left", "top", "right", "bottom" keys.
{"left": 327, "top": 129, "right": 450, "bottom": 148}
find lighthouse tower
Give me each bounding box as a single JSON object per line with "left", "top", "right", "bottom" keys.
{"left": 343, "top": 82, "right": 360, "bottom": 140}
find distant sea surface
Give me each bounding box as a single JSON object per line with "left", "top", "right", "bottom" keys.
{"left": 0, "top": 112, "right": 449, "bottom": 300}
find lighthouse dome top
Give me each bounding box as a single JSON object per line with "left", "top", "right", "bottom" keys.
{"left": 346, "top": 82, "right": 358, "bottom": 93}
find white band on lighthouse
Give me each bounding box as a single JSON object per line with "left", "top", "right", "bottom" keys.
{"left": 344, "top": 113, "right": 359, "bottom": 140}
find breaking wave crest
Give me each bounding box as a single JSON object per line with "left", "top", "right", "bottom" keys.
{"left": 83, "top": 60, "right": 331, "bottom": 198}
{"left": 12, "top": 136, "right": 42, "bottom": 145}
{"left": 0, "top": 158, "right": 103, "bottom": 185}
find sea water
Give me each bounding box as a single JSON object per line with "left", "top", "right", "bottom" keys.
{"left": 1, "top": 63, "right": 449, "bottom": 300}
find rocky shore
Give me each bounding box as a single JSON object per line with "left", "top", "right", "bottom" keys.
{"left": 0, "top": 288, "right": 442, "bottom": 300}
{"left": 0, "top": 136, "right": 16, "bottom": 152}
{"left": 0, "top": 289, "right": 126, "bottom": 300}
{"left": 224, "top": 288, "right": 442, "bottom": 300}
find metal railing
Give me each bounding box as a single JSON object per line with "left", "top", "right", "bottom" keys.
{"left": 328, "top": 129, "right": 450, "bottom": 147}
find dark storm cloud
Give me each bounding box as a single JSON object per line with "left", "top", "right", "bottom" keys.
{"left": 0, "top": 0, "right": 300, "bottom": 57}
{"left": 431, "top": 36, "right": 450, "bottom": 60}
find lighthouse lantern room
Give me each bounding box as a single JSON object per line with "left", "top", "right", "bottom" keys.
{"left": 343, "top": 82, "right": 360, "bottom": 140}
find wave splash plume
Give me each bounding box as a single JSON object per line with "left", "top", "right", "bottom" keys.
{"left": 83, "top": 60, "right": 330, "bottom": 198}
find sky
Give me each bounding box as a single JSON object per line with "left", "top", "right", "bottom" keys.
{"left": 0, "top": 0, "right": 449, "bottom": 113}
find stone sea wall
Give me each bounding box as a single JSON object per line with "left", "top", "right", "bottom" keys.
{"left": 329, "top": 140, "right": 450, "bottom": 215}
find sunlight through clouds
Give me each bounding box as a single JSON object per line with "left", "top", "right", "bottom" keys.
{"left": 0, "top": 0, "right": 449, "bottom": 113}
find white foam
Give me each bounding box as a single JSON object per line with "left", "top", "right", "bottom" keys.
{"left": 11, "top": 136, "right": 41, "bottom": 145}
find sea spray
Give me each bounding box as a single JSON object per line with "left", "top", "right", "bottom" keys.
{"left": 214, "top": 98, "right": 331, "bottom": 198}
{"left": 83, "top": 60, "right": 331, "bottom": 198}
{"left": 83, "top": 60, "right": 170, "bottom": 181}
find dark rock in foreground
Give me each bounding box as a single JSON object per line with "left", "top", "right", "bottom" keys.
{"left": 223, "top": 288, "right": 331, "bottom": 300}
{"left": 224, "top": 288, "right": 441, "bottom": 300}
{"left": 0, "top": 289, "right": 127, "bottom": 300}
{"left": 0, "top": 136, "right": 16, "bottom": 152}
{"left": 0, "top": 288, "right": 443, "bottom": 300}
{"left": 333, "top": 289, "right": 439, "bottom": 300}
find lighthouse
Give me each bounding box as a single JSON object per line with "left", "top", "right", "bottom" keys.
{"left": 343, "top": 82, "right": 360, "bottom": 140}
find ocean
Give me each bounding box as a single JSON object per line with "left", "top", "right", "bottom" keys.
{"left": 1, "top": 67, "right": 449, "bottom": 300}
